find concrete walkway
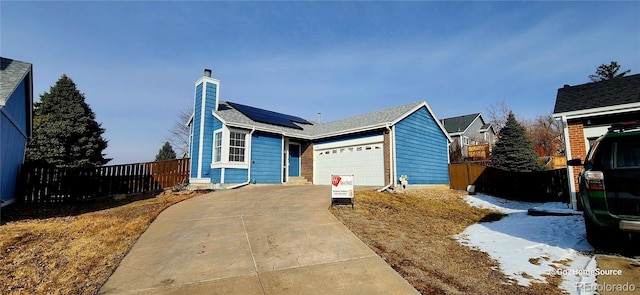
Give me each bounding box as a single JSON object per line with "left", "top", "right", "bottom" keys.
{"left": 99, "top": 185, "right": 419, "bottom": 294}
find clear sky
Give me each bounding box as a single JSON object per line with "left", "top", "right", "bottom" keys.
{"left": 2, "top": 1, "right": 638, "bottom": 164}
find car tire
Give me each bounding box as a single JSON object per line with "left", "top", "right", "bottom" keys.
{"left": 584, "top": 214, "right": 609, "bottom": 248}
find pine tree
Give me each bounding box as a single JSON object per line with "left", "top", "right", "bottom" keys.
{"left": 155, "top": 142, "right": 177, "bottom": 161}
{"left": 490, "top": 112, "right": 541, "bottom": 172}
{"left": 26, "top": 74, "right": 110, "bottom": 167}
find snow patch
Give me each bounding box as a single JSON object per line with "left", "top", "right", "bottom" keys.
{"left": 455, "top": 194, "right": 596, "bottom": 294}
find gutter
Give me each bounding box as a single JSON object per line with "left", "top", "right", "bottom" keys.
{"left": 226, "top": 127, "right": 256, "bottom": 190}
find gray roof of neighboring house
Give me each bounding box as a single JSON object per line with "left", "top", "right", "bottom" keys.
{"left": 215, "top": 100, "right": 427, "bottom": 139}
{"left": 553, "top": 73, "right": 640, "bottom": 114}
{"left": 0, "top": 57, "right": 32, "bottom": 106}
{"left": 441, "top": 113, "right": 480, "bottom": 134}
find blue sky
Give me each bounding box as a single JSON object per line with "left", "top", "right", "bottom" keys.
{"left": 2, "top": 1, "right": 638, "bottom": 164}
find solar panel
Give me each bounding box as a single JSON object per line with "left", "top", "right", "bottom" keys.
{"left": 227, "top": 102, "right": 312, "bottom": 130}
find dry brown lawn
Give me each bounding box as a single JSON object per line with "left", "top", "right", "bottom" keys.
{"left": 0, "top": 190, "right": 204, "bottom": 295}
{"left": 330, "top": 187, "right": 565, "bottom": 295}
{"left": 596, "top": 255, "right": 640, "bottom": 295}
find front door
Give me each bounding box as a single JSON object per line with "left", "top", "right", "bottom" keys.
{"left": 288, "top": 144, "right": 300, "bottom": 177}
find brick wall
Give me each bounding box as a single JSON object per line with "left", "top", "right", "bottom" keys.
{"left": 383, "top": 131, "right": 391, "bottom": 185}
{"left": 567, "top": 121, "right": 586, "bottom": 192}
{"left": 301, "top": 142, "right": 313, "bottom": 183}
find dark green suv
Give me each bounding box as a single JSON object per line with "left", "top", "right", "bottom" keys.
{"left": 569, "top": 121, "right": 640, "bottom": 246}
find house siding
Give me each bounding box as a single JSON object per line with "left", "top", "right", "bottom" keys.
{"left": 190, "top": 82, "right": 221, "bottom": 180}
{"left": 1, "top": 78, "right": 29, "bottom": 205}
{"left": 190, "top": 83, "right": 203, "bottom": 178}
{"left": 1, "top": 111, "right": 27, "bottom": 204}
{"left": 210, "top": 168, "right": 222, "bottom": 184}
{"left": 250, "top": 132, "right": 282, "bottom": 183}
{"left": 199, "top": 82, "right": 219, "bottom": 179}
{"left": 3, "top": 79, "right": 28, "bottom": 134}
{"left": 395, "top": 107, "right": 449, "bottom": 184}
{"left": 225, "top": 168, "right": 248, "bottom": 183}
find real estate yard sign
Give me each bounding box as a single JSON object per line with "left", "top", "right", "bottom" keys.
{"left": 331, "top": 175, "right": 354, "bottom": 208}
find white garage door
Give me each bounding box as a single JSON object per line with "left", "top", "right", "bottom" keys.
{"left": 314, "top": 136, "right": 385, "bottom": 186}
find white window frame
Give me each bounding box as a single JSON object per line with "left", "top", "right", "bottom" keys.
{"left": 214, "top": 130, "right": 222, "bottom": 162}
{"left": 211, "top": 127, "right": 250, "bottom": 169}
{"left": 463, "top": 136, "right": 470, "bottom": 146}
{"left": 229, "top": 131, "right": 246, "bottom": 162}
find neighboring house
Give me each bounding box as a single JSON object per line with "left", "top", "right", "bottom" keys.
{"left": 552, "top": 73, "right": 640, "bottom": 209}
{"left": 0, "top": 57, "right": 33, "bottom": 207}
{"left": 188, "top": 69, "right": 452, "bottom": 188}
{"left": 441, "top": 113, "right": 496, "bottom": 159}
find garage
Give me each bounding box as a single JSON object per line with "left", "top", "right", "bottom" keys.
{"left": 314, "top": 135, "right": 385, "bottom": 186}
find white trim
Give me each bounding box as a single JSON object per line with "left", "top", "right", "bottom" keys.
{"left": 281, "top": 135, "right": 285, "bottom": 183}
{"left": 560, "top": 116, "right": 578, "bottom": 210}
{"left": 459, "top": 114, "right": 482, "bottom": 136}
{"left": 283, "top": 138, "right": 289, "bottom": 182}
{"left": 552, "top": 102, "right": 640, "bottom": 120}
{"left": 189, "top": 178, "right": 211, "bottom": 184}
{"left": 392, "top": 125, "right": 398, "bottom": 184}
{"left": 313, "top": 135, "right": 384, "bottom": 151}
{"left": 1, "top": 198, "right": 16, "bottom": 208}
{"left": 211, "top": 162, "right": 249, "bottom": 169}
{"left": 390, "top": 101, "right": 453, "bottom": 143}
{"left": 196, "top": 81, "right": 206, "bottom": 179}
{"left": 213, "top": 128, "right": 223, "bottom": 163}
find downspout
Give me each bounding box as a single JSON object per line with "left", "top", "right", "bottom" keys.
{"left": 378, "top": 124, "right": 394, "bottom": 192}
{"left": 227, "top": 127, "right": 256, "bottom": 190}
{"left": 561, "top": 116, "right": 577, "bottom": 210}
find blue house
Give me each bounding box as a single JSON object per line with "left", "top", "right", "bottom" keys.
{"left": 189, "top": 69, "right": 451, "bottom": 188}
{"left": 1, "top": 57, "right": 33, "bottom": 207}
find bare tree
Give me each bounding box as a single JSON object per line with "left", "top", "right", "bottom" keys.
{"left": 168, "top": 107, "right": 193, "bottom": 158}
{"left": 525, "top": 114, "right": 564, "bottom": 157}
{"left": 487, "top": 101, "right": 512, "bottom": 133}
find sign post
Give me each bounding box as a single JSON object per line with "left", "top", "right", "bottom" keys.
{"left": 331, "top": 175, "right": 354, "bottom": 209}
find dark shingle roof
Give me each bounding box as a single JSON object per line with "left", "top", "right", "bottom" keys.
{"left": 0, "top": 57, "right": 32, "bottom": 106}
{"left": 553, "top": 73, "right": 640, "bottom": 114}
{"left": 441, "top": 113, "right": 480, "bottom": 133}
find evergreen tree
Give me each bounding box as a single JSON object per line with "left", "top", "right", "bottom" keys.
{"left": 588, "top": 61, "right": 631, "bottom": 82}
{"left": 155, "top": 141, "right": 177, "bottom": 161}
{"left": 490, "top": 112, "right": 541, "bottom": 172}
{"left": 26, "top": 74, "right": 110, "bottom": 167}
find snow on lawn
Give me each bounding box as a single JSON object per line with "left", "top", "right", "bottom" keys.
{"left": 455, "top": 194, "right": 597, "bottom": 295}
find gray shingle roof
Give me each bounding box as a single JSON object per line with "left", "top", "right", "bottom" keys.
{"left": 215, "top": 100, "right": 427, "bottom": 139}
{"left": 1, "top": 57, "right": 32, "bottom": 106}
{"left": 553, "top": 73, "right": 640, "bottom": 114}
{"left": 441, "top": 113, "right": 480, "bottom": 133}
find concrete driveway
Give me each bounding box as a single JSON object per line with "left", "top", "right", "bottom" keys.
{"left": 99, "top": 185, "right": 419, "bottom": 294}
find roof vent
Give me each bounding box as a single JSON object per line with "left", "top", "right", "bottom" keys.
{"left": 204, "top": 68, "right": 212, "bottom": 77}
{"left": 563, "top": 84, "right": 570, "bottom": 88}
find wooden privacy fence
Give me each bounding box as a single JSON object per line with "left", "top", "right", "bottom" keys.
{"left": 449, "top": 163, "right": 569, "bottom": 203}
{"left": 17, "top": 158, "right": 190, "bottom": 203}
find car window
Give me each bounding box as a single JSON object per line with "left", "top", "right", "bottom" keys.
{"left": 615, "top": 142, "right": 640, "bottom": 168}
{"left": 584, "top": 138, "right": 601, "bottom": 169}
